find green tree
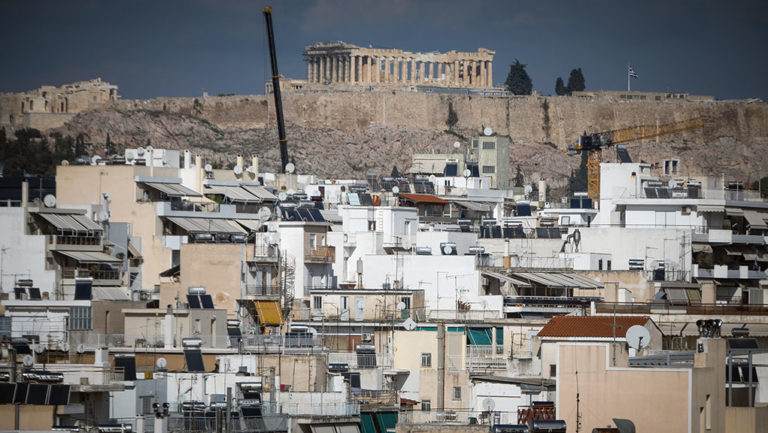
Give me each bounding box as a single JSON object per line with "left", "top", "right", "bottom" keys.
{"left": 105, "top": 133, "right": 116, "bottom": 156}
{"left": 750, "top": 176, "right": 768, "bottom": 198}
{"left": 504, "top": 59, "right": 533, "bottom": 95}
{"left": 445, "top": 101, "right": 458, "bottom": 130}
{"left": 566, "top": 68, "right": 586, "bottom": 94}
{"left": 514, "top": 164, "right": 524, "bottom": 187}
{"left": 555, "top": 77, "right": 567, "bottom": 96}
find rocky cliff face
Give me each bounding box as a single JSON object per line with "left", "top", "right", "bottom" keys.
{"left": 50, "top": 91, "right": 768, "bottom": 191}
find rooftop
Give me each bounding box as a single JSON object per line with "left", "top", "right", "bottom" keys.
{"left": 537, "top": 315, "right": 650, "bottom": 338}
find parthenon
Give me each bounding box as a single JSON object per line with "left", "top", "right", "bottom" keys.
{"left": 303, "top": 42, "right": 495, "bottom": 88}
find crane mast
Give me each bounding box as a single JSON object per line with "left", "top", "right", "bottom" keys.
{"left": 263, "top": 6, "right": 290, "bottom": 173}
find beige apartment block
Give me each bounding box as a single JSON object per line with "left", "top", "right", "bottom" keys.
{"left": 556, "top": 339, "right": 725, "bottom": 433}
{"left": 304, "top": 42, "right": 495, "bottom": 88}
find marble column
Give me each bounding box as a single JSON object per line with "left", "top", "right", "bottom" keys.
{"left": 399, "top": 58, "right": 404, "bottom": 83}
{"left": 373, "top": 56, "right": 379, "bottom": 83}
{"left": 307, "top": 58, "right": 312, "bottom": 82}
{"left": 351, "top": 55, "right": 356, "bottom": 83}
{"left": 480, "top": 60, "right": 486, "bottom": 87}
{"left": 488, "top": 61, "right": 493, "bottom": 87}
{"left": 410, "top": 58, "right": 415, "bottom": 83}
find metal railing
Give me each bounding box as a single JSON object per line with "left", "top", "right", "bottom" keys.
{"left": 595, "top": 301, "right": 768, "bottom": 316}
{"left": 426, "top": 309, "right": 501, "bottom": 321}
{"left": 245, "top": 285, "right": 282, "bottom": 296}
{"left": 62, "top": 268, "right": 121, "bottom": 280}
{"left": 50, "top": 235, "right": 102, "bottom": 246}
{"left": 327, "top": 352, "right": 393, "bottom": 369}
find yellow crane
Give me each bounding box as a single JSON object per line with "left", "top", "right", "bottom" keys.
{"left": 567, "top": 116, "right": 709, "bottom": 201}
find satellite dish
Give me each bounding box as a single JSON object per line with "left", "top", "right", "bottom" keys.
{"left": 428, "top": 175, "right": 437, "bottom": 184}
{"left": 285, "top": 162, "right": 295, "bottom": 174}
{"left": 483, "top": 127, "right": 493, "bottom": 136}
{"left": 246, "top": 165, "right": 256, "bottom": 174}
{"left": 403, "top": 318, "right": 417, "bottom": 331}
{"left": 626, "top": 325, "right": 651, "bottom": 350}
{"left": 442, "top": 244, "right": 453, "bottom": 255}
{"left": 156, "top": 357, "right": 168, "bottom": 369}
{"left": 91, "top": 155, "right": 102, "bottom": 165}
{"left": 278, "top": 192, "right": 288, "bottom": 201}
{"left": 482, "top": 397, "right": 496, "bottom": 412}
{"left": 145, "top": 145, "right": 154, "bottom": 153}
{"left": 258, "top": 207, "right": 271, "bottom": 222}
{"left": 22, "top": 354, "right": 34, "bottom": 367}
{"left": 233, "top": 165, "right": 243, "bottom": 175}
{"left": 60, "top": 343, "right": 70, "bottom": 352}
{"left": 391, "top": 186, "right": 400, "bottom": 195}
{"left": 34, "top": 344, "right": 45, "bottom": 354}
{"left": 61, "top": 160, "right": 70, "bottom": 166}
{"left": 102, "top": 192, "right": 111, "bottom": 202}
{"left": 453, "top": 141, "right": 461, "bottom": 149}
{"left": 137, "top": 147, "right": 145, "bottom": 156}
{"left": 43, "top": 194, "right": 56, "bottom": 208}
{"left": 397, "top": 301, "right": 406, "bottom": 311}
{"left": 76, "top": 344, "right": 85, "bottom": 354}
{"left": 204, "top": 164, "right": 213, "bottom": 173}
{"left": 463, "top": 169, "right": 472, "bottom": 178}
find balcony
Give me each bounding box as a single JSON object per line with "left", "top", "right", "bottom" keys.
{"left": 48, "top": 234, "right": 102, "bottom": 251}
{"left": 305, "top": 246, "right": 335, "bottom": 263}
{"left": 62, "top": 267, "right": 122, "bottom": 286}
{"left": 249, "top": 243, "right": 279, "bottom": 263}
{"left": 595, "top": 301, "right": 768, "bottom": 316}
{"left": 328, "top": 352, "right": 393, "bottom": 369}
{"left": 245, "top": 285, "right": 282, "bottom": 297}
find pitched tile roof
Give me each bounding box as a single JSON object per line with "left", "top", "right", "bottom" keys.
{"left": 399, "top": 193, "right": 450, "bottom": 204}
{"left": 537, "top": 316, "right": 650, "bottom": 338}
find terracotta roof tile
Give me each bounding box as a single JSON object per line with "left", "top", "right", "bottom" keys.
{"left": 537, "top": 316, "right": 650, "bottom": 338}
{"left": 399, "top": 193, "right": 450, "bottom": 204}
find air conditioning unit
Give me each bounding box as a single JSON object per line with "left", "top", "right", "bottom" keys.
{"left": 362, "top": 333, "right": 374, "bottom": 343}
{"left": 440, "top": 242, "right": 457, "bottom": 255}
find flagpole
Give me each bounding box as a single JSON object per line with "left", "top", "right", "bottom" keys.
{"left": 627, "top": 63, "right": 630, "bottom": 92}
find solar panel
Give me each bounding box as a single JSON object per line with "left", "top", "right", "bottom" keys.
{"left": 491, "top": 226, "right": 502, "bottom": 238}
{"left": 297, "top": 208, "right": 313, "bottom": 222}
{"left": 186, "top": 294, "right": 201, "bottom": 309}
{"left": 14, "top": 287, "right": 25, "bottom": 299}
{"left": 549, "top": 228, "right": 562, "bottom": 238}
{"left": 644, "top": 188, "right": 657, "bottom": 198}
{"left": 309, "top": 209, "right": 325, "bottom": 222}
{"left": 242, "top": 392, "right": 261, "bottom": 401}
{"left": 74, "top": 280, "right": 92, "bottom": 300}
{"left": 0, "top": 384, "right": 15, "bottom": 404}
{"left": 227, "top": 327, "right": 242, "bottom": 337}
{"left": 114, "top": 356, "right": 137, "bottom": 381}
{"left": 48, "top": 385, "right": 71, "bottom": 405}
{"left": 536, "top": 228, "right": 550, "bottom": 238}
{"left": 28, "top": 287, "right": 41, "bottom": 300}
{"left": 26, "top": 384, "right": 48, "bottom": 405}
{"left": 445, "top": 163, "right": 458, "bottom": 177}
{"left": 184, "top": 349, "right": 206, "bottom": 372}
{"left": 516, "top": 204, "right": 531, "bottom": 217}
{"left": 480, "top": 226, "right": 490, "bottom": 238}
{"left": 583, "top": 198, "right": 593, "bottom": 209}
{"left": 241, "top": 407, "right": 262, "bottom": 417}
{"left": 359, "top": 193, "right": 374, "bottom": 206}
{"left": 14, "top": 383, "right": 27, "bottom": 403}
{"left": 728, "top": 338, "right": 759, "bottom": 349}
{"left": 200, "top": 294, "right": 214, "bottom": 309}
{"left": 617, "top": 149, "right": 632, "bottom": 163}
{"left": 657, "top": 188, "right": 671, "bottom": 198}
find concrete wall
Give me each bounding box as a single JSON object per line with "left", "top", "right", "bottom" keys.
{"left": 725, "top": 405, "right": 768, "bottom": 433}
{"left": 0, "top": 207, "right": 56, "bottom": 296}
{"left": 179, "top": 243, "right": 244, "bottom": 315}
{"left": 0, "top": 405, "right": 56, "bottom": 430}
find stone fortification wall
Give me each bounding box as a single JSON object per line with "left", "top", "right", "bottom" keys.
{"left": 112, "top": 90, "right": 768, "bottom": 153}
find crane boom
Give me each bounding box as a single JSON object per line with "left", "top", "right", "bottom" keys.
{"left": 263, "top": 6, "right": 290, "bottom": 173}
{"left": 568, "top": 116, "right": 709, "bottom": 201}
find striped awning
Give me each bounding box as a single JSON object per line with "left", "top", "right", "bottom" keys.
{"left": 254, "top": 301, "right": 283, "bottom": 326}
{"left": 143, "top": 182, "right": 202, "bottom": 197}
{"left": 241, "top": 185, "right": 278, "bottom": 201}
{"left": 204, "top": 186, "right": 261, "bottom": 203}
{"left": 37, "top": 213, "right": 102, "bottom": 233}
{"left": 697, "top": 205, "right": 725, "bottom": 213}
{"left": 166, "top": 217, "right": 246, "bottom": 234}
{"left": 56, "top": 250, "right": 122, "bottom": 264}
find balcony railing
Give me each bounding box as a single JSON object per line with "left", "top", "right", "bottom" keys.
{"left": 595, "top": 302, "right": 768, "bottom": 316}
{"left": 62, "top": 268, "right": 121, "bottom": 281}
{"left": 245, "top": 285, "right": 282, "bottom": 297}
{"left": 327, "top": 352, "right": 393, "bottom": 369}
{"left": 305, "top": 246, "right": 335, "bottom": 263}
{"left": 49, "top": 235, "right": 102, "bottom": 247}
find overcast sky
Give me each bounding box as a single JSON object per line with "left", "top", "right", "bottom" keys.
{"left": 2, "top": 0, "right": 766, "bottom": 100}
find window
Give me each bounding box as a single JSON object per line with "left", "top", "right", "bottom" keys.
{"left": 401, "top": 297, "right": 411, "bottom": 311}
{"left": 607, "top": 260, "right": 612, "bottom": 270}
{"left": 453, "top": 386, "right": 461, "bottom": 400}
{"left": 482, "top": 166, "right": 495, "bottom": 174}
{"left": 313, "top": 296, "right": 322, "bottom": 310}
{"left": 193, "top": 319, "right": 201, "bottom": 335}
{"left": 70, "top": 306, "right": 92, "bottom": 330}
{"left": 368, "top": 221, "right": 376, "bottom": 231}
{"left": 421, "top": 352, "right": 432, "bottom": 367}
{"left": 309, "top": 234, "right": 317, "bottom": 249}
{"left": 598, "top": 259, "right": 603, "bottom": 270}
{"left": 549, "top": 364, "right": 556, "bottom": 377}
{"left": 421, "top": 399, "right": 431, "bottom": 411}
{"left": 472, "top": 139, "right": 479, "bottom": 148}
{"left": 341, "top": 296, "right": 348, "bottom": 310}
{"left": 142, "top": 396, "right": 153, "bottom": 415}
{"left": 482, "top": 141, "right": 495, "bottom": 150}
{"left": 560, "top": 216, "right": 570, "bottom": 226}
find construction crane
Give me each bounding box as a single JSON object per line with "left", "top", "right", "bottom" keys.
{"left": 567, "top": 116, "right": 709, "bottom": 201}
{"left": 263, "top": 6, "right": 290, "bottom": 173}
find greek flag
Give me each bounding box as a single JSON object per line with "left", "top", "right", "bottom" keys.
{"left": 628, "top": 65, "right": 639, "bottom": 78}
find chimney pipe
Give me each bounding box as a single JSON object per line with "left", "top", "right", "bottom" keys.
{"left": 21, "top": 180, "right": 29, "bottom": 208}
{"left": 184, "top": 150, "right": 191, "bottom": 169}
{"left": 236, "top": 154, "right": 244, "bottom": 169}
{"left": 252, "top": 155, "right": 259, "bottom": 178}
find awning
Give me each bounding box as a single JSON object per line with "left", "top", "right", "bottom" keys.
{"left": 697, "top": 205, "right": 725, "bottom": 213}
{"left": 236, "top": 219, "right": 262, "bottom": 232}
{"left": 467, "top": 328, "right": 493, "bottom": 345}
{"left": 482, "top": 271, "right": 532, "bottom": 288}
{"left": 254, "top": 301, "right": 283, "bottom": 326}
{"left": 204, "top": 186, "right": 261, "bottom": 203}
{"left": 166, "top": 217, "right": 246, "bottom": 234}
{"left": 726, "top": 208, "right": 745, "bottom": 217}
{"left": 744, "top": 210, "right": 768, "bottom": 229}
{"left": 241, "top": 185, "right": 278, "bottom": 201}
{"left": 37, "top": 213, "right": 93, "bottom": 233}
{"left": 70, "top": 215, "right": 103, "bottom": 232}
{"left": 143, "top": 182, "right": 202, "bottom": 197}
{"left": 56, "top": 250, "right": 122, "bottom": 264}
{"left": 159, "top": 265, "right": 180, "bottom": 278}
{"left": 453, "top": 201, "right": 493, "bottom": 212}
{"left": 693, "top": 244, "right": 713, "bottom": 253}
{"left": 127, "top": 242, "right": 142, "bottom": 259}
